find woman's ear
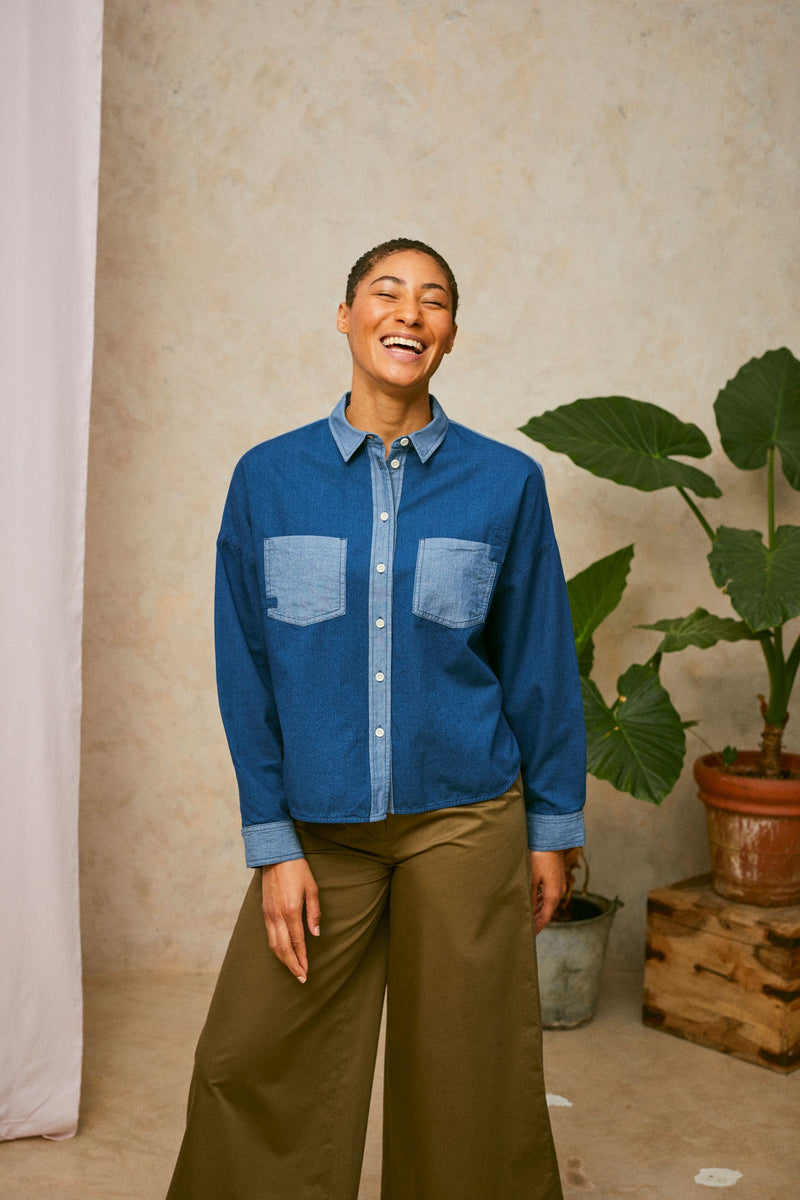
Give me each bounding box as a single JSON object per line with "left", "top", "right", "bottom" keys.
{"left": 336, "top": 302, "right": 350, "bottom": 334}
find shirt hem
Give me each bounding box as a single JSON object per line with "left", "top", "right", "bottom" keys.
{"left": 285, "top": 774, "right": 525, "bottom": 825}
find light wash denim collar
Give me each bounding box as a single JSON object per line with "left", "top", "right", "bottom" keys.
{"left": 328, "top": 393, "right": 449, "bottom": 464}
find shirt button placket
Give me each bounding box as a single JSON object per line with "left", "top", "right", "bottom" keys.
{"left": 374, "top": 482, "right": 390, "bottom": 781}
{"left": 367, "top": 440, "right": 397, "bottom": 821}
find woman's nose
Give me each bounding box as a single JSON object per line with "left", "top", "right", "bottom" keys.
{"left": 396, "top": 295, "right": 422, "bottom": 324}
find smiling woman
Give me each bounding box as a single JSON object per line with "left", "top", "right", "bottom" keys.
{"left": 336, "top": 242, "right": 458, "bottom": 448}
{"left": 165, "top": 238, "right": 585, "bottom": 1200}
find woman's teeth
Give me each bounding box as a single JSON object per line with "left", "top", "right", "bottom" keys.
{"left": 382, "top": 336, "right": 423, "bottom": 354}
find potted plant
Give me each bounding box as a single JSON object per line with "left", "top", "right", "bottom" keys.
{"left": 521, "top": 347, "right": 800, "bottom": 907}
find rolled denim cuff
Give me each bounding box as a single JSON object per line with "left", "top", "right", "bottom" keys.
{"left": 242, "top": 819, "right": 304, "bottom": 867}
{"left": 526, "top": 809, "right": 585, "bottom": 852}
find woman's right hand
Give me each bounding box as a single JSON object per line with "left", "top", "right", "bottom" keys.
{"left": 261, "top": 858, "right": 321, "bottom": 983}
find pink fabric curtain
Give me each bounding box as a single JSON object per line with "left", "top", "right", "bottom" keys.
{"left": 0, "top": 0, "right": 103, "bottom": 1140}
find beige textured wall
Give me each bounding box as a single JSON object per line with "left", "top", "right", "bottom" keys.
{"left": 82, "top": 0, "right": 800, "bottom": 971}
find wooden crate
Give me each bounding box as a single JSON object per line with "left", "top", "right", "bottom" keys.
{"left": 643, "top": 873, "right": 800, "bottom": 1073}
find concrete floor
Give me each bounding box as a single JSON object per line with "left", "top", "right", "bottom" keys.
{"left": 1, "top": 968, "right": 797, "bottom": 1200}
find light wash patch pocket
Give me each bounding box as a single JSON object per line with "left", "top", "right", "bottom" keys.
{"left": 264, "top": 535, "right": 347, "bottom": 626}
{"left": 413, "top": 538, "right": 499, "bottom": 629}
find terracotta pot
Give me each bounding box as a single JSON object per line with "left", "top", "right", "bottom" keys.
{"left": 694, "top": 752, "right": 800, "bottom": 907}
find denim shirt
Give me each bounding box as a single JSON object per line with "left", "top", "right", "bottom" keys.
{"left": 215, "top": 395, "right": 586, "bottom": 867}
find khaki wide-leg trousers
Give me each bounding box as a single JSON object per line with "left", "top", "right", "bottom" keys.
{"left": 166, "top": 783, "right": 563, "bottom": 1200}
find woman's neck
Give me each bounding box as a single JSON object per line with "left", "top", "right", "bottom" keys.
{"left": 346, "top": 387, "right": 432, "bottom": 456}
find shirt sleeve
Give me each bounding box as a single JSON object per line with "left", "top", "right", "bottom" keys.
{"left": 484, "top": 464, "right": 586, "bottom": 852}
{"left": 214, "top": 466, "right": 304, "bottom": 868}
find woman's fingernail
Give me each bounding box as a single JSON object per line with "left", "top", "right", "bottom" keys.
{"left": 298, "top": 975, "right": 307, "bottom": 984}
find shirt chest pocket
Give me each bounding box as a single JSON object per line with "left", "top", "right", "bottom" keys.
{"left": 412, "top": 538, "right": 499, "bottom": 629}
{"left": 264, "top": 535, "right": 347, "bottom": 626}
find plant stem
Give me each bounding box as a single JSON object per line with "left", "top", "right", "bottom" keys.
{"left": 677, "top": 487, "right": 716, "bottom": 542}
{"left": 760, "top": 721, "right": 784, "bottom": 777}
{"left": 762, "top": 627, "right": 800, "bottom": 729}
{"left": 768, "top": 445, "right": 776, "bottom": 548}
{"left": 646, "top": 650, "right": 663, "bottom": 676}
{"left": 759, "top": 627, "right": 797, "bottom": 772}
{"left": 759, "top": 446, "right": 788, "bottom": 774}
{"left": 786, "top": 630, "right": 800, "bottom": 694}
{"left": 760, "top": 631, "right": 777, "bottom": 677}
{"left": 762, "top": 629, "right": 787, "bottom": 727}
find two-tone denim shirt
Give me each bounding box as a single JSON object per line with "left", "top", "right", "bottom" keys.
{"left": 215, "top": 395, "right": 586, "bottom": 867}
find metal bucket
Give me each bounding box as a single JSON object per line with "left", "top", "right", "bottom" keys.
{"left": 536, "top": 892, "right": 622, "bottom": 1029}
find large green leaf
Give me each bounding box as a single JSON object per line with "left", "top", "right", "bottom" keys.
{"left": 520, "top": 397, "right": 721, "bottom": 497}
{"left": 638, "top": 606, "right": 761, "bottom": 653}
{"left": 714, "top": 347, "right": 800, "bottom": 489}
{"left": 708, "top": 525, "right": 800, "bottom": 631}
{"left": 581, "top": 664, "right": 686, "bottom": 805}
{"left": 567, "top": 545, "right": 634, "bottom": 678}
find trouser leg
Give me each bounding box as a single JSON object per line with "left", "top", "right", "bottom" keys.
{"left": 166, "top": 832, "right": 391, "bottom": 1200}
{"left": 381, "top": 788, "right": 563, "bottom": 1200}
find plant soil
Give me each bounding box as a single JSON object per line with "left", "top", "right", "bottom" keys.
{"left": 724, "top": 765, "right": 800, "bottom": 781}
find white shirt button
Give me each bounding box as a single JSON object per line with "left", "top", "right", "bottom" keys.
{"left": 376, "top": 563, "right": 386, "bottom": 573}
{"left": 380, "top": 512, "right": 389, "bottom": 522}
{"left": 390, "top": 459, "right": 400, "bottom": 469}
{"left": 375, "top": 727, "right": 385, "bottom": 738}
{"left": 375, "top": 618, "right": 385, "bottom": 628}
{"left": 375, "top": 671, "right": 385, "bottom": 682}
{"left": 400, "top": 438, "right": 409, "bottom": 446}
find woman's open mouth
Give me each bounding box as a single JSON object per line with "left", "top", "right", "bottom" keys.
{"left": 380, "top": 336, "right": 425, "bottom": 357}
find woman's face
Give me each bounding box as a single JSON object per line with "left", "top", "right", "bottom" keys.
{"left": 337, "top": 250, "right": 457, "bottom": 399}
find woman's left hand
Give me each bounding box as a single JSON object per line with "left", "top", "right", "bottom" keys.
{"left": 529, "top": 850, "right": 566, "bottom": 934}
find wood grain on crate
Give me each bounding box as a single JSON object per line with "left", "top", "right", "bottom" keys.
{"left": 643, "top": 874, "right": 800, "bottom": 1073}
